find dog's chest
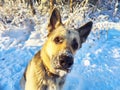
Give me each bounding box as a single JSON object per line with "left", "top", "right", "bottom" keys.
{"left": 40, "top": 77, "right": 65, "bottom": 90}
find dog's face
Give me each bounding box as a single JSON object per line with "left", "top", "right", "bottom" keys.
{"left": 41, "top": 8, "right": 93, "bottom": 77}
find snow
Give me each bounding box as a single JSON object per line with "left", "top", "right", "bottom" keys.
{"left": 0, "top": 2, "right": 120, "bottom": 90}
{"left": 83, "top": 60, "right": 90, "bottom": 66}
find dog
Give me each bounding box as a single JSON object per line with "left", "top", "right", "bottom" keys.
{"left": 21, "top": 8, "right": 93, "bottom": 90}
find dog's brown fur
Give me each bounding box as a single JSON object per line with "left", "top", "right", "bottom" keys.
{"left": 21, "top": 8, "right": 93, "bottom": 90}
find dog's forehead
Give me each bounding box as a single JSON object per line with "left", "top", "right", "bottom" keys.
{"left": 66, "top": 29, "right": 79, "bottom": 40}
{"left": 52, "top": 26, "right": 79, "bottom": 39}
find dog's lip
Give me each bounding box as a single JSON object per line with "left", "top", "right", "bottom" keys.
{"left": 55, "top": 67, "right": 71, "bottom": 73}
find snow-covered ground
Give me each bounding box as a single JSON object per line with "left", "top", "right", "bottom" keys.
{"left": 0, "top": 2, "right": 120, "bottom": 90}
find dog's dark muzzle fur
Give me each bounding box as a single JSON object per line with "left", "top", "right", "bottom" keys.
{"left": 59, "top": 54, "right": 73, "bottom": 69}
{"left": 53, "top": 50, "right": 74, "bottom": 71}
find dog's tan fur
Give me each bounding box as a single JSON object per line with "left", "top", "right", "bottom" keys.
{"left": 21, "top": 8, "right": 93, "bottom": 90}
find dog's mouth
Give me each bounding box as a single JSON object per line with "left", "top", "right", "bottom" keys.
{"left": 54, "top": 62, "right": 72, "bottom": 77}
{"left": 55, "top": 67, "right": 72, "bottom": 77}
{"left": 51, "top": 51, "right": 74, "bottom": 77}
{"left": 55, "top": 66, "right": 71, "bottom": 73}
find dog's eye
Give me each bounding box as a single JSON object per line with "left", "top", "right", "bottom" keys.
{"left": 54, "top": 36, "right": 64, "bottom": 44}
{"left": 71, "top": 38, "right": 78, "bottom": 50}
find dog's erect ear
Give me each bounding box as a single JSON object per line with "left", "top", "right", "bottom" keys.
{"left": 47, "top": 8, "right": 62, "bottom": 33}
{"left": 77, "top": 21, "right": 93, "bottom": 43}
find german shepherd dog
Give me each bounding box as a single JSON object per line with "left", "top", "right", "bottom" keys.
{"left": 21, "top": 8, "right": 93, "bottom": 90}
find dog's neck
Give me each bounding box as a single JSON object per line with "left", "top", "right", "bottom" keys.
{"left": 32, "top": 51, "right": 65, "bottom": 90}
{"left": 44, "top": 64, "right": 60, "bottom": 78}
{"left": 39, "top": 50, "right": 60, "bottom": 78}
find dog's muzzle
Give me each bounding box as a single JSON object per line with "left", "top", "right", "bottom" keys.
{"left": 53, "top": 50, "right": 74, "bottom": 71}
{"left": 51, "top": 50, "right": 74, "bottom": 77}
{"left": 59, "top": 54, "right": 73, "bottom": 69}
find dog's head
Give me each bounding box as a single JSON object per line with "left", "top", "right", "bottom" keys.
{"left": 41, "top": 8, "right": 93, "bottom": 77}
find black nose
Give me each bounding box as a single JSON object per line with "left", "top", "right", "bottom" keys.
{"left": 59, "top": 55, "right": 73, "bottom": 69}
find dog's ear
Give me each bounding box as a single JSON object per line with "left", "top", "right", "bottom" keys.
{"left": 77, "top": 21, "right": 93, "bottom": 43}
{"left": 47, "top": 8, "right": 62, "bottom": 33}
